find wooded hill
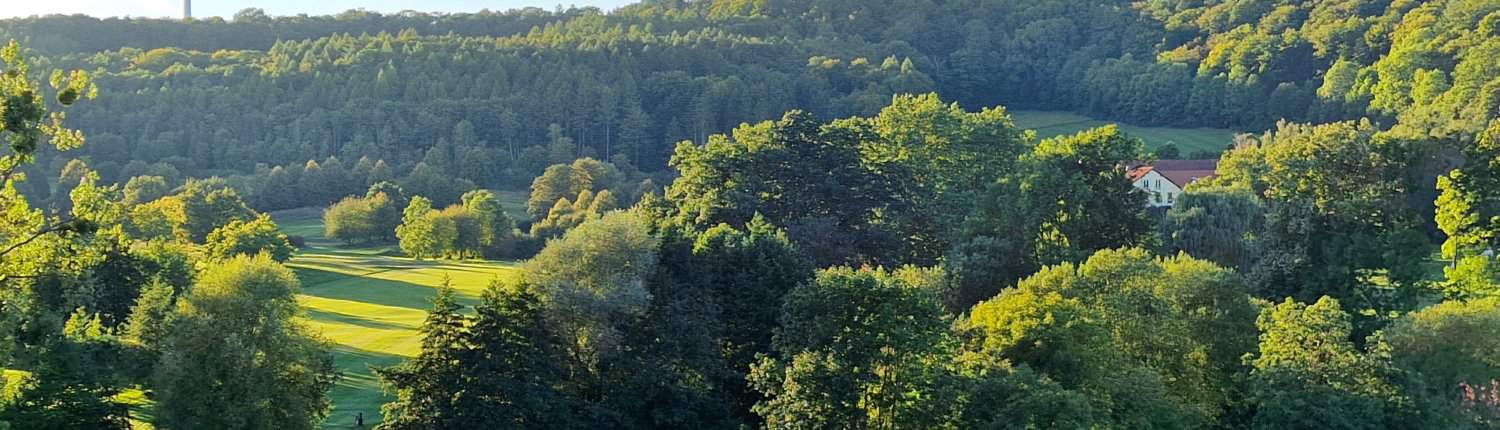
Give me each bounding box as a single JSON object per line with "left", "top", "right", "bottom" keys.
{"left": 3, "top": 0, "right": 1495, "bottom": 193}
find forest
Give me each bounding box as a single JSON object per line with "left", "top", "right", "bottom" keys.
{"left": 4, "top": 0, "right": 1500, "bottom": 429}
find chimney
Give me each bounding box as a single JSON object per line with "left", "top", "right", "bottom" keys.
{"left": 183, "top": 0, "right": 192, "bottom": 20}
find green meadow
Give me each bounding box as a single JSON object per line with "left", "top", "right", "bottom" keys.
{"left": 273, "top": 212, "right": 521, "bottom": 429}
{"left": 1011, "top": 110, "right": 1239, "bottom": 157}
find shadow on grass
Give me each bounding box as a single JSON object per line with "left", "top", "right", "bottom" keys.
{"left": 324, "top": 344, "right": 408, "bottom": 429}
{"left": 305, "top": 308, "right": 413, "bottom": 331}
{"left": 294, "top": 266, "right": 438, "bottom": 313}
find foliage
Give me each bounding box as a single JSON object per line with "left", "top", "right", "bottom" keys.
{"left": 959, "top": 126, "right": 1151, "bottom": 306}
{"left": 1436, "top": 121, "right": 1500, "bottom": 300}
{"left": 531, "top": 189, "right": 618, "bottom": 239}
{"left": 139, "top": 178, "right": 256, "bottom": 243}
{"left": 323, "top": 191, "right": 401, "bottom": 244}
{"left": 1246, "top": 297, "right": 1410, "bottom": 430}
{"left": 524, "top": 210, "right": 658, "bottom": 371}
{"left": 749, "top": 267, "right": 956, "bottom": 429}
{"left": 120, "top": 175, "right": 169, "bottom": 206}
{"left": 1213, "top": 121, "right": 1434, "bottom": 323}
{"left": 152, "top": 254, "right": 338, "bottom": 430}
{"left": 0, "top": 38, "right": 110, "bottom": 430}
{"left": 395, "top": 196, "right": 439, "bottom": 259}
{"left": 205, "top": 213, "right": 294, "bottom": 262}
{"left": 123, "top": 279, "right": 175, "bottom": 353}
{"left": 394, "top": 192, "right": 522, "bottom": 260}
{"left": 376, "top": 279, "right": 572, "bottom": 429}
{"left": 667, "top": 93, "right": 1024, "bottom": 266}
{"left": 1163, "top": 185, "right": 1266, "bottom": 270}
{"left": 460, "top": 189, "right": 520, "bottom": 259}
{"left": 964, "top": 248, "right": 1258, "bottom": 428}
{"left": 527, "top": 158, "right": 625, "bottom": 219}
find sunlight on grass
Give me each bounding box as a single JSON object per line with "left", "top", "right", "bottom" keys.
{"left": 115, "top": 388, "right": 156, "bottom": 429}
{"left": 281, "top": 216, "right": 521, "bottom": 429}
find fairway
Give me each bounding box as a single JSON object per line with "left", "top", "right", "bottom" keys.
{"left": 275, "top": 213, "right": 521, "bottom": 429}
{"left": 1012, "top": 110, "right": 1240, "bottom": 157}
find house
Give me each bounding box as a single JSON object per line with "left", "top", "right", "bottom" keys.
{"left": 1127, "top": 159, "right": 1218, "bottom": 208}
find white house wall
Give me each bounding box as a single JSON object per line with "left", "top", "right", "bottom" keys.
{"left": 1132, "top": 170, "right": 1183, "bottom": 208}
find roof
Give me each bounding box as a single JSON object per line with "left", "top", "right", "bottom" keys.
{"left": 1127, "top": 159, "right": 1218, "bottom": 188}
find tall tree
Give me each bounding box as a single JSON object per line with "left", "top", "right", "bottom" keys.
{"left": 375, "top": 280, "right": 472, "bottom": 429}
{"left": 749, "top": 267, "right": 956, "bottom": 429}
{"left": 965, "top": 248, "right": 1258, "bottom": 428}
{"left": 1163, "top": 185, "right": 1266, "bottom": 271}
{"left": 153, "top": 254, "right": 338, "bottom": 430}
{"left": 0, "top": 39, "right": 107, "bottom": 430}
{"left": 1246, "top": 297, "right": 1410, "bottom": 430}
{"left": 395, "top": 196, "right": 439, "bottom": 259}
{"left": 204, "top": 214, "right": 294, "bottom": 262}
{"left": 1212, "top": 121, "right": 1432, "bottom": 323}
{"left": 957, "top": 125, "right": 1150, "bottom": 306}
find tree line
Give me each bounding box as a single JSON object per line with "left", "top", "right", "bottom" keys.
{"left": 8, "top": 0, "right": 1497, "bottom": 202}
{"left": 5, "top": 0, "right": 1500, "bottom": 426}
{"left": 0, "top": 47, "right": 333, "bottom": 429}
{"left": 370, "top": 104, "right": 1500, "bottom": 428}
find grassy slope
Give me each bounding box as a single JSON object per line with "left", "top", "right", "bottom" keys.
{"left": 1011, "top": 110, "right": 1239, "bottom": 157}
{"left": 275, "top": 213, "right": 520, "bottom": 429}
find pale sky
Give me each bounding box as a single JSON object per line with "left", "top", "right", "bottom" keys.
{"left": 1, "top": 0, "right": 637, "bottom": 20}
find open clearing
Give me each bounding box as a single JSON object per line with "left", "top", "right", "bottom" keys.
{"left": 275, "top": 213, "right": 521, "bottom": 429}
{"left": 1011, "top": 110, "right": 1240, "bottom": 157}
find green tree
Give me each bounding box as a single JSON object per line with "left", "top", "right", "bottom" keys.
{"left": 1435, "top": 121, "right": 1500, "bottom": 300}
{"left": 434, "top": 205, "right": 481, "bottom": 259}
{"left": 0, "top": 39, "right": 103, "bottom": 430}
{"left": 1247, "top": 297, "right": 1410, "bottom": 430}
{"left": 169, "top": 178, "right": 256, "bottom": 243}
{"left": 1385, "top": 298, "right": 1500, "bottom": 428}
{"left": 960, "top": 126, "right": 1151, "bottom": 301}
{"left": 461, "top": 189, "right": 518, "bottom": 259}
{"left": 395, "top": 196, "right": 440, "bottom": 259}
{"left": 121, "top": 175, "right": 169, "bottom": 206}
{"left": 55, "top": 158, "right": 90, "bottom": 212}
{"left": 749, "top": 267, "right": 957, "bottom": 429}
{"left": 153, "top": 254, "right": 338, "bottom": 430}
{"left": 205, "top": 214, "right": 294, "bottom": 262}
{"left": 1215, "top": 121, "right": 1432, "bottom": 320}
{"left": 524, "top": 210, "right": 657, "bottom": 373}
{"left": 526, "top": 157, "right": 618, "bottom": 219}
{"left": 1163, "top": 185, "right": 1266, "bottom": 270}
{"left": 375, "top": 280, "right": 472, "bottom": 429}
{"left": 324, "top": 194, "right": 377, "bottom": 244}
{"left": 667, "top": 111, "right": 904, "bottom": 266}
{"left": 964, "top": 248, "right": 1258, "bottom": 428}
{"left": 461, "top": 280, "right": 572, "bottom": 427}
{"left": 853, "top": 93, "right": 1031, "bottom": 261}
{"left": 123, "top": 278, "right": 175, "bottom": 353}
{"left": 646, "top": 215, "right": 814, "bottom": 417}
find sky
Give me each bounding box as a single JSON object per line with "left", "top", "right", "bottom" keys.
{"left": 0, "top": 0, "right": 639, "bottom": 20}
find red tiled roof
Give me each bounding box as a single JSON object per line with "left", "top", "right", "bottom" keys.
{"left": 1128, "top": 159, "right": 1218, "bottom": 188}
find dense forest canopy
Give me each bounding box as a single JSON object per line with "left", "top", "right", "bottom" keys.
{"left": 3, "top": 0, "right": 1496, "bottom": 202}
{"left": 5, "top": 0, "right": 1500, "bottom": 429}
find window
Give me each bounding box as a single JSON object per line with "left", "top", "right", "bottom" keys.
{"left": 1167, "top": 193, "right": 1175, "bottom": 204}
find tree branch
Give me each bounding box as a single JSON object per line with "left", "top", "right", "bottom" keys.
{"left": 0, "top": 218, "right": 73, "bottom": 260}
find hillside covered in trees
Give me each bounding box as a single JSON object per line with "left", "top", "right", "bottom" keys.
{"left": 5, "top": 0, "right": 1497, "bottom": 203}
{"left": 5, "top": 0, "right": 1500, "bottom": 429}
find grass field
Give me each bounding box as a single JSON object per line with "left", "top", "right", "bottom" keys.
{"left": 1011, "top": 110, "right": 1240, "bottom": 157}
{"left": 274, "top": 213, "right": 521, "bottom": 429}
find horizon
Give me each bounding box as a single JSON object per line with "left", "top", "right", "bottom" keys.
{"left": 0, "top": 0, "right": 637, "bottom": 20}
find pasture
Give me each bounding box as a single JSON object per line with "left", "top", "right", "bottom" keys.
{"left": 1011, "top": 110, "right": 1240, "bottom": 157}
